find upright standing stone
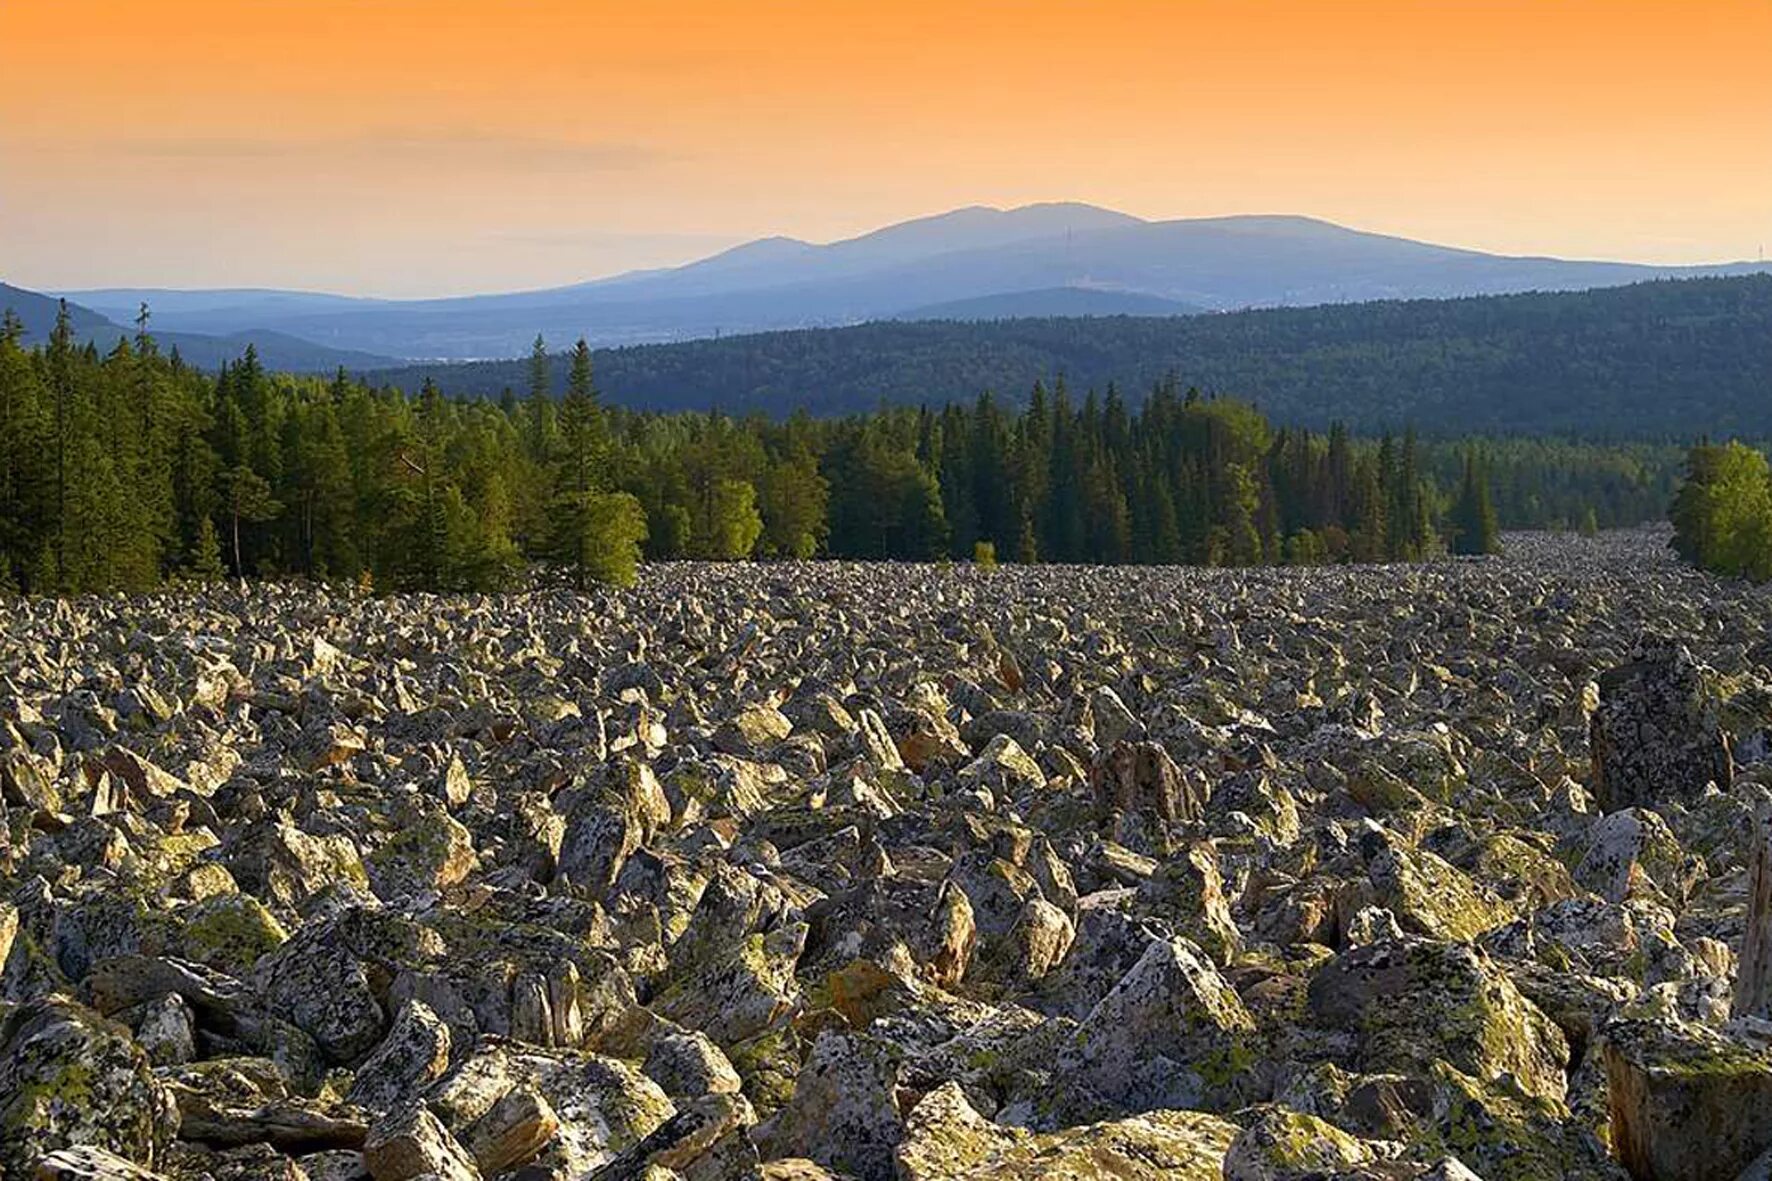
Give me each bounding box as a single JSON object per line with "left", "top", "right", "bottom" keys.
{"left": 1736, "top": 800, "right": 1772, "bottom": 1020}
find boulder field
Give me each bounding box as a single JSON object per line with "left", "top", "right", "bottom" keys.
{"left": 5, "top": 529, "right": 1772, "bottom": 1180}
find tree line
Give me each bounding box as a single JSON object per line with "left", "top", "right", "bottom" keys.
{"left": 0, "top": 300, "right": 1625, "bottom": 597}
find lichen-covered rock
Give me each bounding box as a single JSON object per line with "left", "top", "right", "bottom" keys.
{"left": 0, "top": 899, "right": 19, "bottom": 974}
{"left": 177, "top": 893, "right": 289, "bottom": 976}
{"left": 891, "top": 707, "right": 969, "bottom": 774}
{"left": 362, "top": 1103, "right": 480, "bottom": 1181}
{"left": 135, "top": 993, "right": 196, "bottom": 1067}
{"left": 1091, "top": 739, "right": 1203, "bottom": 826}
{"left": 428, "top": 1041, "right": 674, "bottom": 1177}
{"left": 760, "top": 1030, "right": 903, "bottom": 1181}
{"left": 1590, "top": 640, "right": 1732, "bottom": 813}
{"left": 974, "top": 897, "right": 1074, "bottom": 988}
{"left": 1602, "top": 1003, "right": 1772, "bottom": 1181}
{"left": 1221, "top": 1106, "right": 1391, "bottom": 1181}
{"left": 33, "top": 1146, "right": 170, "bottom": 1180}
{"left": 1357, "top": 825, "right": 1511, "bottom": 943}
{"left": 653, "top": 924, "right": 804, "bottom": 1047}
{"left": 250, "top": 921, "right": 388, "bottom": 1065}
{"left": 347, "top": 999, "right": 451, "bottom": 1112}
{"left": 227, "top": 821, "right": 370, "bottom": 911}
{"left": 714, "top": 703, "right": 793, "bottom": 759}
{"left": 1062, "top": 935, "right": 1266, "bottom": 1115}
{"left": 801, "top": 876, "right": 976, "bottom": 990}
{"left": 585, "top": 1090, "right": 752, "bottom": 1177}
{"left": 0, "top": 996, "right": 178, "bottom": 1178}
{"left": 896, "top": 1080, "right": 1237, "bottom": 1179}
{"left": 642, "top": 1028, "right": 743, "bottom": 1099}
{"left": 1137, "top": 841, "right": 1241, "bottom": 964}
{"left": 1307, "top": 938, "right": 1569, "bottom": 1107}
{"left": 1574, "top": 808, "right": 1705, "bottom": 909}
{"left": 958, "top": 735, "right": 1046, "bottom": 801}
{"left": 9, "top": 532, "right": 1772, "bottom": 1181}
{"left": 461, "top": 1083, "right": 557, "bottom": 1176}
{"left": 556, "top": 795, "right": 642, "bottom": 901}
{"left": 367, "top": 808, "right": 477, "bottom": 901}
{"left": 1414, "top": 1060, "right": 1621, "bottom": 1181}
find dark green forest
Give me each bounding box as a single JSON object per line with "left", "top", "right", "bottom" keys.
{"left": 370, "top": 275, "right": 1772, "bottom": 437}
{"left": 12, "top": 299, "right": 1684, "bottom": 593}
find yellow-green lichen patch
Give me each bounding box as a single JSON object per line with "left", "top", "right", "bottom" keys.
{"left": 178, "top": 891, "right": 289, "bottom": 975}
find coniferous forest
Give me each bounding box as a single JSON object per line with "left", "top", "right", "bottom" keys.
{"left": 0, "top": 301, "right": 1689, "bottom": 594}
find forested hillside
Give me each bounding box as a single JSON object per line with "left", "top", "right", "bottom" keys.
{"left": 373, "top": 275, "right": 1772, "bottom": 437}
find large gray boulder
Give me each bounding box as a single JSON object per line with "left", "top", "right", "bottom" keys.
{"left": 1590, "top": 640, "right": 1732, "bottom": 812}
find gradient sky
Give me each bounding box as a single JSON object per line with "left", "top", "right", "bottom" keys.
{"left": 3, "top": 0, "right": 1768, "bottom": 297}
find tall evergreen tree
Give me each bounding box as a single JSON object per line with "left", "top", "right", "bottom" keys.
{"left": 1450, "top": 448, "right": 1501, "bottom": 555}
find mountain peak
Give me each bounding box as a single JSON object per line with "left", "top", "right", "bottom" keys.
{"left": 829, "top": 201, "right": 1143, "bottom": 255}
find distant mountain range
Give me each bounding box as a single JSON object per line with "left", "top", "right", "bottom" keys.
{"left": 47, "top": 203, "right": 1770, "bottom": 362}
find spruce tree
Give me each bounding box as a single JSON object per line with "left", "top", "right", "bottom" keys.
{"left": 549, "top": 339, "right": 628, "bottom": 587}
{"left": 526, "top": 333, "right": 555, "bottom": 462}
{"left": 1451, "top": 449, "right": 1501, "bottom": 556}
{"left": 558, "top": 339, "right": 607, "bottom": 497}
{"left": 190, "top": 516, "right": 226, "bottom": 581}
{"left": 47, "top": 301, "right": 75, "bottom": 588}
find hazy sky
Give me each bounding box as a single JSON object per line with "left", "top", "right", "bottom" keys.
{"left": 3, "top": 0, "right": 1768, "bottom": 297}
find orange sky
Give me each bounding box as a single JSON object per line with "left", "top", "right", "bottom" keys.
{"left": 3, "top": 0, "right": 1768, "bottom": 295}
